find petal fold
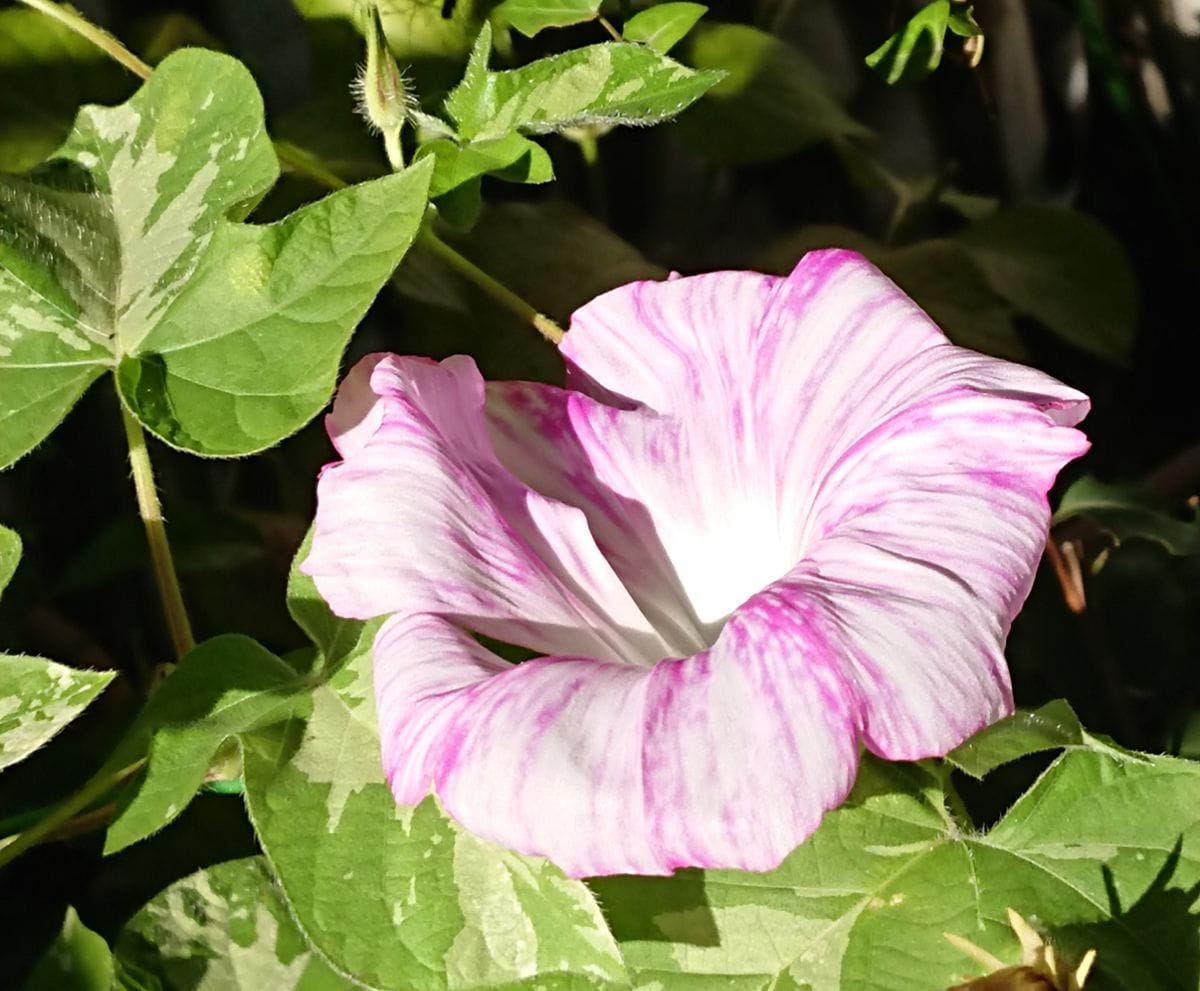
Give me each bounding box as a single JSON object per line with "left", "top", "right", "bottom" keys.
{"left": 304, "top": 354, "right": 669, "bottom": 664}
{"left": 374, "top": 595, "right": 861, "bottom": 878}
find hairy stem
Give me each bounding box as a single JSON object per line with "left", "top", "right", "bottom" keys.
{"left": 17, "top": 0, "right": 151, "bottom": 80}
{"left": 0, "top": 760, "right": 146, "bottom": 869}
{"left": 121, "top": 405, "right": 194, "bottom": 661}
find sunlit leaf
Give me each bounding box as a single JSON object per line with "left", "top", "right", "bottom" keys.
{"left": 0, "top": 48, "right": 432, "bottom": 467}
{"left": 416, "top": 131, "right": 553, "bottom": 197}
{"left": 865, "top": 0, "right": 982, "bottom": 85}
{"left": 24, "top": 907, "right": 113, "bottom": 991}
{"left": 623, "top": 3, "right": 707, "bottom": 54}
{"left": 0, "top": 654, "right": 114, "bottom": 772}
{"left": 947, "top": 699, "right": 1138, "bottom": 779}
{"left": 291, "top": 0, "right": 485, "bottom": 62}
{"left": 103, "top": 635, "right": 310, "bottom": 854}
{"left": 115, "top": 858, "right": 352, "bottom": 990}
{"left": 444, "top": 23, "right": 722, "bottom": 141}
{"left": 0, "top": 522, "right": 18, "bottom": 598}
{"left": 491, "top": 0, "right": 602, "bottom": 37}
{"left": 593, "top": 749, "right": 1200, "bottom": 990}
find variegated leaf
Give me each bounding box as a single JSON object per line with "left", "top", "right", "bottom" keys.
{"left": 0, "top": 48, "right": 431, "bottom": 466}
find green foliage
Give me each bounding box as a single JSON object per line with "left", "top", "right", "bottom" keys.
{"left": 947, "top": 699, "right": 1137, "bottom": 778}
{"left": 444, "top": 24, "right": 723, "bottom": 141}
{"left": 0, "top": 655, "right": 115, "bottom": 773}
{"left": 490, "top": 0, "right": 602, "bottom": 37}
{"left": 102, "top": 635, "right": 311, "bottom": 853}
{"left": 0, "top": 531, "right": 114, "bottom": 773}
{"left": 1055, "top": 476, "right": 1200, "bottom": 555}
{"left": 865, "top": 0, "right": 982, "bottom": 84}
{"left": 0, "top": 1, "right": 1196, "bottom": 985}
{"left": 958, "top": 206, "right": 1138, "bottom": 365}
{"left": 115, "top": 858, "right": 352, "bottom": 989}
{"left": 416, "top": 131, "right": 553, "bottom": 198}
{"left": 0, "top": 48, "right": 432, "bottom": 467}
{"left": 593, "top": 748, "right": 1200, "bottom": 990}
{"left": 676, "top": 23, "right": 870, "bottom": 164}
{"left": 623, "top": 4, "right": 708, "bottom": 54}
{"left": 291, "top": 0, "right": 486, "bottom": 62}
{"left": 23, "top": 908, "right": 114, "bottom": 991}
{"left": 0, "top": 522, "right": 18, "bottom": 596}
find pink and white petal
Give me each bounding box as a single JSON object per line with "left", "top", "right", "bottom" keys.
{"left": 513, "top": 251, "right": 1086, "bottom": 637}
{"left": 374, "top": 596, "right": 862, "bottom": 878}
{"left": 735, "top": 250, "right": 1089, "bottom": 532}
{"left": 641, "top": 589, "right": 861, "bottom": 873}
{"left": 374, "top": 613, "right": 663, "bottom": 877}
{"left": 304, "top": 354, "right": 669, "bottom": 664}
{"left": 792, "top": 390, "right": 1090, "bottom": 759}
{"left": 563, "top": 269, "right": 781, "bottom": 414}
{"left": 488, "top": 384, "right": 795, "bottom": 648}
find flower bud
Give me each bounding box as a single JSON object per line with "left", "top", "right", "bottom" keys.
{"left": 353, "top": 3, "right": 415, "bottom": 168}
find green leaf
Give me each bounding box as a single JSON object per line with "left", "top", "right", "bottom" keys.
{"left": 24, "top": 907, "right": 114, "bottom": 991}
{"left": 0, "top": 49, "right": 432, "bottom": 467}
{"left": 291, "top": 0, "right": 486, "bottom": 63}
{"left": 445, "top": 23, "right": 722, "bottom": 141}
{"left": 417, "top": 131, "right": 553, "bottom": 198}
{"left": 594, "top": 749, "right": 1200, "bottom": 989}
{"left": 947, "top": 699, "right": 1138, "bottom": 778}
{"left": 114, "top": 857, "right": 352, "bottom": 990}
{"left": 114, "top": 158, "right": 432, "bottom": 455}
{"left": 491, "top": 0, "right": 602, "bottom": 37}
{"left": 0, "top": 7, "right": 133, "bottom": 174}
{"left": 243, "top": 570, "right": 629, "bottom": 990}
{"left": 0, "top": 655, "right": 114, "bottom": 772}
{"left": 865, "top": 0, "right": 981, "bottom": 85}
{"left": 103, "top": 635, "right": 310, "bottom": 854}
{"left": 1054, "top": 475, "right": 1200, "bottom": 555}
{"left": 676, "top": 22, "right": 870, "bottom": 164}
{"left": 285, "top": 529, "right": 376, "bottom": 677}
{"left": 0, "top": 522, "right": 18, "bottom": 597}
{"left": 957, "top": 206, "right": 1137, "bottom": 364}
{"left": 623, "top": 3, "right": 707, "bottom": 54}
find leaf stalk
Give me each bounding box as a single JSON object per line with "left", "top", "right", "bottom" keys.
{"left": 120, "top": 405, "right": 195, "bottom": 661}
{"left": 17, "top": 0, "right": 151, "bottom": 80}
{"left": 0, "top": 759, "right": 145, "bottom": 870}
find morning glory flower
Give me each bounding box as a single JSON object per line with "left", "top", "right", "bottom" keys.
{"left": 303, "top": 249, "right": 1089, "bottom": 878}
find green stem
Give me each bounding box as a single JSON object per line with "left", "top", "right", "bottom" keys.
{"left": 121, "top": 405, "right": 194, "bottom": 661}
{"left": 418, "top": 223, "right": 564, "bottom": 345}
{"left": 17, "top": 0, "right": 151, "bottom": 80}
{"left": 274, "top": 140, "right": 349, "bottom": 191}
{"left": 0, "top": 759, "right": 145, "bottom": 869}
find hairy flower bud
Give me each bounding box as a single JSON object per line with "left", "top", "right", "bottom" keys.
{"left": 353, "top": 2, "right": 415, "bottom": 169}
